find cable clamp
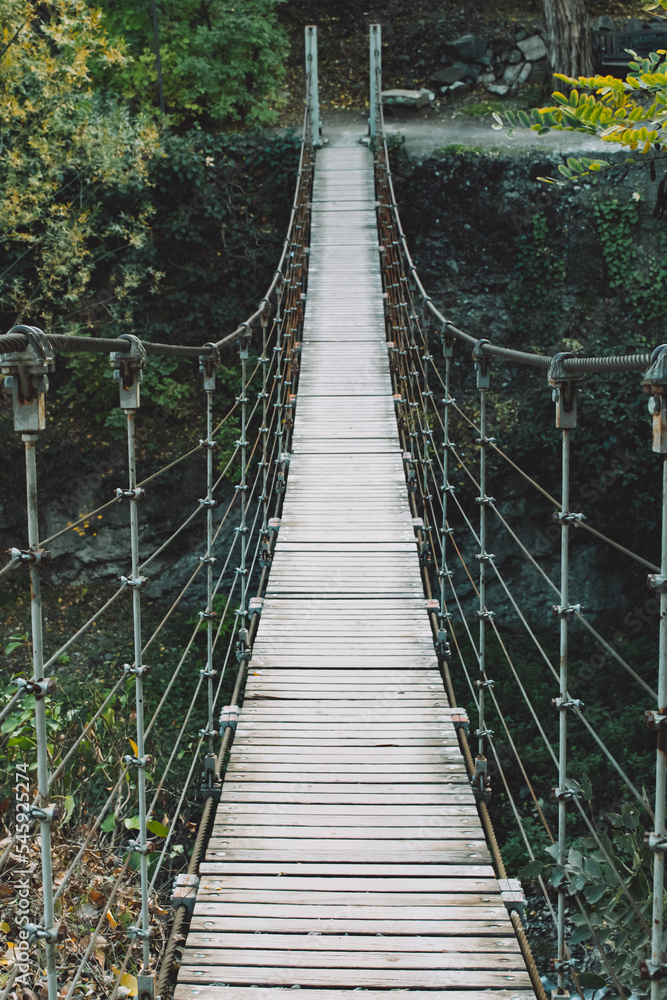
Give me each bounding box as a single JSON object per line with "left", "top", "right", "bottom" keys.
{"left": 15, "top": 677, "right": 56, "bottom": 700}
{"left": 198, "top": 498, "right": 218, "bottom": 508}
{"left": 116, "top": 487, "right": 147, "bottom": 501}
{"left": 437, "top": 569, "right": 453, "bottom": 580}
{"left": 127, "top": 924, "right": 153, "bottom": 940}
{"left": 126, "top": 839, "right": 154, "bottom": 856}
{"left": 475, "top": 679, "right": 495, "bottom": 690}
{"left": 552, "top": 603, "right": 581, "bottom": 617}
{"left": 640, "top": 959, "right": 667, "bottom": 981}
{"left": 198, "top": 726, "right": 218, "bottom": 738}
{"left": 119, "top": 575, "right": 148, "bottom": 589}
{"left": 235, "top": 483, "right": 248, "bottom": 493}
{"left": 440, "top": 483, "right": 456, "bottom": 495}
{"left": 645, "top": 709, "right": 667, "bottom": 730}
{"left": 220, "top": 705, "right": 240, "bottom": 732}
{"left": 552, "top": 958, "right": 578, "bottom": 973}
{"left": 553, "top": 510, "right": 585, "bottom": 524}
{"left": 236, "top": 646, "right": 252, "bottom": 665}
{"left": 234, "top": 395, "right": 249, "bottom": 404}
{"left": 8, "top": 546, "right": 51, "bottom": 565}
{"left": 199, "top": 556, "right": 217, "bottom": 565}
{"left": 124, "top": 754, "right": 153, "bottom": 769}
{"left": 422, "top": 389, "right": 434, "bottom": 399}
{"left": 452, "top": 711, "right": 469, "bottom": 734}
{"left": 28, "top": 804, "right": 60, "bottom": 824}
{"left": 24, "top": 922, "right": 64, "bottom": 944}
{"left": 475, "top": 552, "right": 495, "bottom": 563}
{"left": 235, "top": 566, "right": 248, "bottom": 577}
{"left": 471, "top": 755, "right": 492, "bottom": 803}
{"left": 552, "top": 785, "right": 581, "bottom": 801}
{"left": 648, "top": 574, "right": 667, "bottom": 593}
{"left": 475, "top": 610, "right": 496, "bottom": 621}
{"left": 552, "top": 696, "right": 584, "bottom": 711}
{"left": 475, "top": 495, "right": 496, "bottom": 505}
{"left": 199, "top": 667, "right": 217, "bottom": 678}
{"left": 442, "top": 395, "right": 456, "bottom": 406}
{"left": 198, "top": 438, "right": 216, "bottom": 449}
{"left": 234, "top": 525, "right": 249, "bottom": 535}
{"left": 498, "top": 878, "right": 526, "bottom": 920}
{"left": 123, "top": 663, "right": 151, "bottom": 677}
{"left": 198, "top": 611, "right": 217, "bottom": 621}
{"left": 474, "top": 436, "right": 496, "bottom": 446}
{"left": 644, "top": 833, "right": 667, "bottom": 852}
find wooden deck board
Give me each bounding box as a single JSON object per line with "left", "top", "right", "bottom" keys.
{"left": 175, "top": 140, "right": 535, "bottom": 999}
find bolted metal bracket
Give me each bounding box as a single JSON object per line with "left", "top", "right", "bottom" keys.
{"left": 498, "top": 878, "right": 526, "bottom": 920}
{"left": 645, "top": 709, "right": 667, "bottom": 730}
{"left": 548, "top": 352, "right": 583, "bottom": 429}
{"left": 124, "top": 754, "right": 153, "bottom": 769}
{"left": 644, "top": 832, "right": 667, "bottom": 852}
{"left": 171, "top": 874, "right": 200, "bottom": 917}
{"left": 126, "top": 839, "right": 154, "bottom": 856}
{"left": 452, "top": 710, "right": 469, "bottom": 735}
{"left": 116, "top": 487, "right": 145, "bottom": 501}
{"left": 15, "top": 677, "right": 56, "bottom": 701}
{"left": 200, "top": 342, "right": 221, "bottom": 390}
{"left": 553, "top": 511, "right": 585, "bottom": 525}
{"left": 137, "top": 972, "right": 157, "bottom": 1000}
{"left": 475, "top": 678, "right": 495, "bottom": 690}
{"left": 644, "top": 346, "right": 667, "bottom": 453}
{"left": 471, "top": 755, "right": 491, "bottom": 803}
{"left": 123, "top": 663, "right": 151, "bottom": 677}
{"left": 553, "top": 785, "right": 581, "bottom": 801}
{"left": 28, "top": 804, "right": 60, "bottom": 824}
{"left": 111, "top": 335, "right": 146, "bottom": 410}
{"left": 552, "top": 603, "right": 582, "bottom": 617}
{"left": 648, "top": 574, "right": 667, "bottom": 593}
{"left": 220, "top": 705, "right": 240, "bottom": 732}
{"left": 0, "top": 326, "right": 55, "bottom": 433}
{"left": 640, "top": 958, "right": 667, "bottom": 981}
{"left": 7, "top": 546, "right": 51, "bottom": 566}
{"left": 472, "top": 339, "right": 491, "bottom": 389}
{"left": 24, "top": 921, "right": 64, "bottom": 944}
{"left": 552, "top": 696, "right": 585, "bottom": 711}
{"left": 119, "top": 574, "right": 149, "bottom": 589}
{"left": 127, "top": 925, "right": 152, "bottom": 941}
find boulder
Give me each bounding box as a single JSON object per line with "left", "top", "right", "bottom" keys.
{"left": 431, "top": 63, "right": 471, "bottom": 85}
{"left": 447, "top": 33, "right": 487, "bottom": 61}
{"left": 517, "top": 34, "right": 548, "bottom": 61}
{"left": 478, "top": 71, "right": 496, "bottom": 86}
{"left": 503, "top": 61, "right": 527, "bottom": 85}
{"left": 381, "top": 88, "right": 433, "bottom": 109}
{"left": 508, "top": 49, "right": 523, "bottom": 64}
{"left": 487, "top": 82, "right": 509, "bottom": 96}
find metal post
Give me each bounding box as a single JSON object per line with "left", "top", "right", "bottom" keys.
{"left": 110, "top": 336, "right": 153, "bottom": 993}
{"left": 641, "top": 345, "right": 667, "bottom": 990}
{"left": 437, "top": 333, "right": 453, "bottom": 662}
{"left": 651, "top": 454, "right": 667, "bottom": 998}
{"left": 472, "top": 342, "right": 493, "bottom": 806}
{"left": 26, "top": 434, "right": 58, "bottom": 999}
{"left": 548, "top": 353, "right": 583, "bottom": 998}
{"left": 259, "top": 314, "right": 271, "bottom": 567}
{"left": 198, "top": 345, "right": 220, "bottom": 787}
{"left": 369, "top": 24, "right": 382, "bottom": 143}
{"left": 304, "top": 26, "right": 321, "bottom": 147}
{"left": 236, "top": 336, "right": 251, "bottom": 665}
{"left": 0, "top": 328, "right": 57, "bottom": 999}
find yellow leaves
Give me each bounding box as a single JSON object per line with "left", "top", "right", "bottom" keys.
{"left": 128, "top": 738, "right": 138, "bottom": 756}
{"left": 111, "top": 969, "right": 138, "bottom": 996}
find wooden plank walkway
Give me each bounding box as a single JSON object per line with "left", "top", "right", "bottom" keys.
{"left": 174, "top": 142, "right": 534, "bottom": 1000}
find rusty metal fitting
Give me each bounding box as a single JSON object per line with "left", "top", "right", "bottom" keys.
{"left": 7, "top": 547, "right": 51, "bottom": 566}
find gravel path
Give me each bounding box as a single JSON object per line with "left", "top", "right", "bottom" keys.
{"left": 320, "top": 107, "right": 605, "bottom": 157}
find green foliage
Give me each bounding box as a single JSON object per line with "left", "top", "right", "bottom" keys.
{"left": 592, "top": 195, "right": 667, "bottom": 335}
{"left": 522, "top": 804, "right": 660, "bottom": 994}
{"left": 96, "top": 0, "right": 288, "bottom": 127}
{"left": 491, "top": 32, "right": 667, "bottom": 180}
{"left": 0, "top": 0, "right": 161, "bottom": 330}
{"left": 508, "top": 209, "right": 565, "bottom": 336}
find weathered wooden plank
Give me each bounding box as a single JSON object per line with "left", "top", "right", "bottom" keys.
{"left": 198, "top": 862, "right": 495, "bottom": 877}
{"left": 191, "top": 876, "right": 498, "bottom": 893}
{"left": 174, "top": 989, "right": 534, "bottom": 1000}
{"left": 184, "top": 932, "right": 521, "bottom": 953}
{"left": 180, "top": 947, "right": 525, "bottom": 971}
{"left": 188, "top": 915, "right": 511, "bottom": 936}
{"left": 177, "top": 967, "right": 532, "bottom": 989}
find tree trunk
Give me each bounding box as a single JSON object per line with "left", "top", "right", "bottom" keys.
{"left": 541, "top": 0, "right": 594, "bottom": 79}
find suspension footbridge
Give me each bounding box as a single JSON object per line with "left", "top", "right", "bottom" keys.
{"left": 0, "top": 25, "right": 665, "bottom": 1000}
